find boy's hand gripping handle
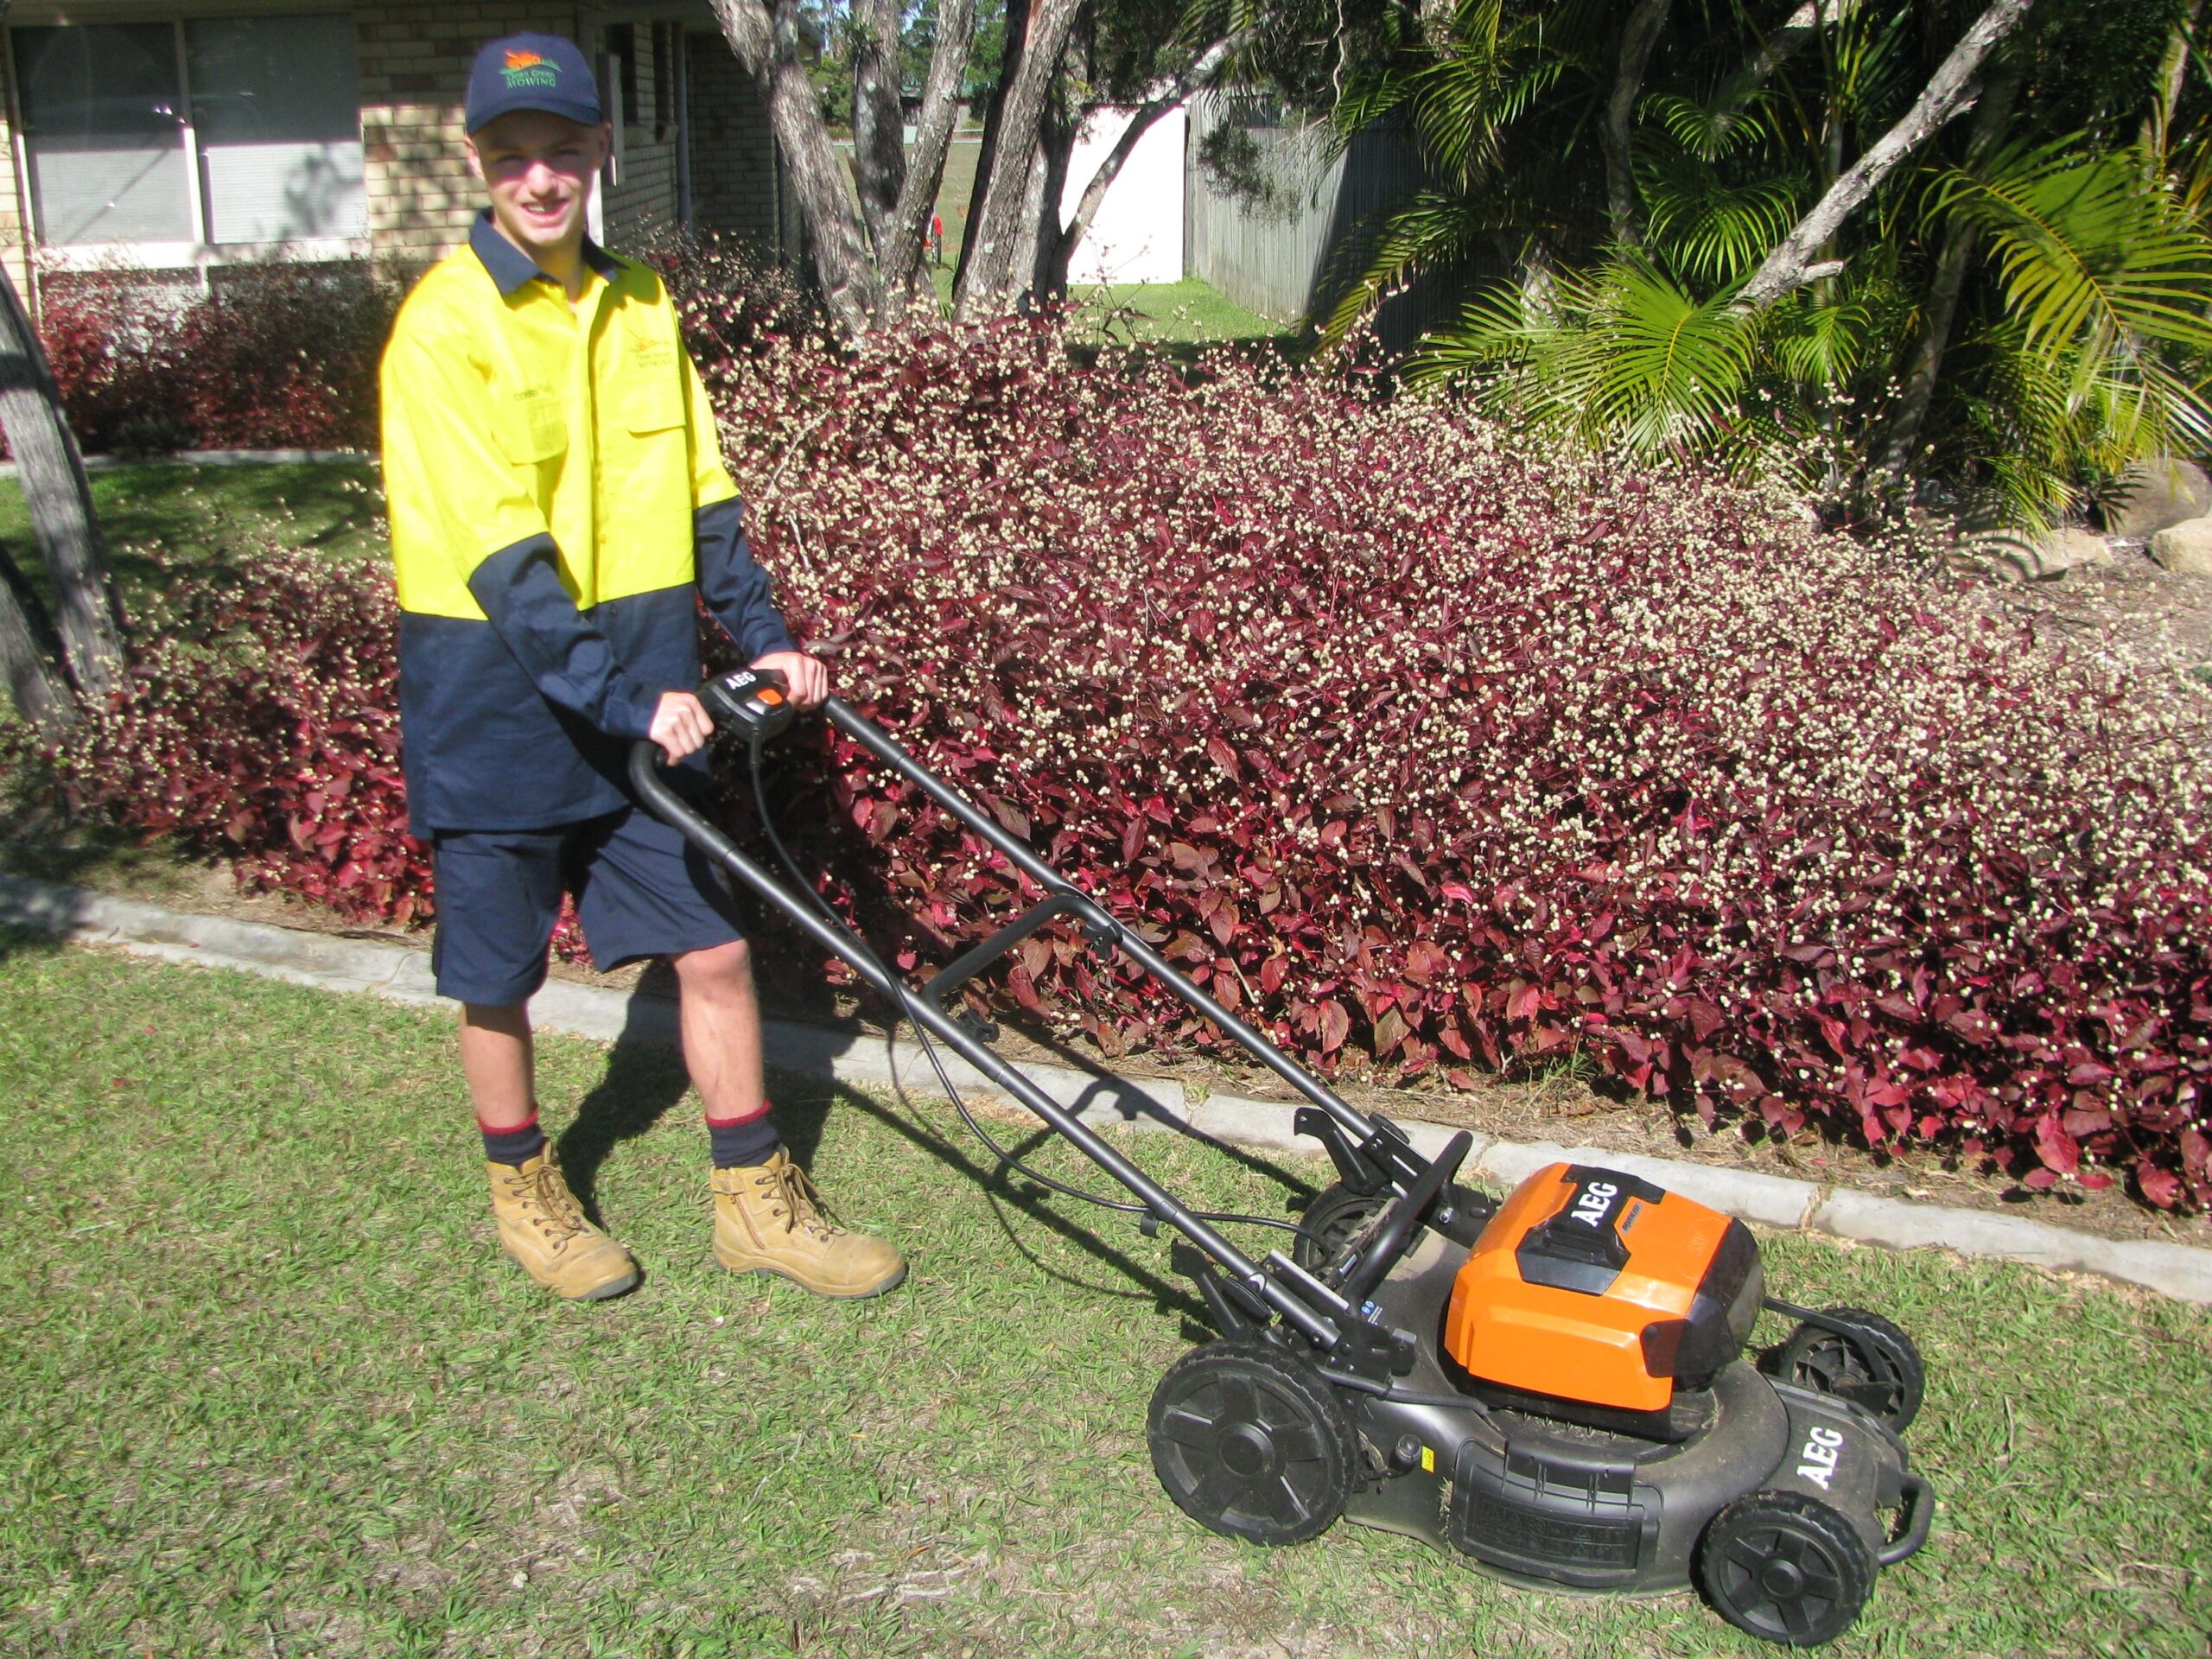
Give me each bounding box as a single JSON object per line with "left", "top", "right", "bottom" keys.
{"left": 701, "top": 664, "right": 798, "bottom": 745}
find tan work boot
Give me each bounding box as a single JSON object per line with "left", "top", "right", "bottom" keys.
{"left": 712, "top": 1149, "right": 906, "bottom": 1299}
{"left": 487, "top": 1150, "right": 639, "bottom": 1301}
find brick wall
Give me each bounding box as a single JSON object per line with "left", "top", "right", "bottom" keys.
{"left": 601, "top": 20, "right": 677, "bottom": 250}
{"left": 0, "top": 41, "right": 29, "bottom": 305}
{"left": 356, "top": 3, "right": 582, "bottom": 271}
{"left": 686, "top": 29, "right": 782, "bottom": 258}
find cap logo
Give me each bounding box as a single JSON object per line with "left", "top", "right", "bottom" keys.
{"left": 501, "top": 49, "right": 558, "bottom": 86}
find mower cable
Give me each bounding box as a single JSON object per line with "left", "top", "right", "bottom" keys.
{"left": 741, "top": 728, "right": 1300, "bottom": 1239}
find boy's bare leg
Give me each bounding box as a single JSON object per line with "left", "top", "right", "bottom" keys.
{"left": 459, "top": 1001, "right": 536, "bottom": 1127}
{"left": 668, "top": 940, "right": 764, "bottom": 1120}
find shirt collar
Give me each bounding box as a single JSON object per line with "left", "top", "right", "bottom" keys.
{"left": 469, "top": 207, "right": 620, "bottom": 297}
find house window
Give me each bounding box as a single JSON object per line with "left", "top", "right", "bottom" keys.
{"left": 13, "top": 23, "right": 193, "bottom": 244}
{"left": 605, "top": 22, "right": 639, "bottom": 125}
{"left": 652, "top": 22, "right": 677, "bottom": 140}
{"left": 11, "top": 13, "right": 365, "bottom": 253}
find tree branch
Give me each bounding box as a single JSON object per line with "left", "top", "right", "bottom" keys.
{"left": 875, "top": 0, "right": 978, "bottom": 316}
{"left": 849, "top": 0, "right": 908, "bottom": 253}
{"left": 0, "top": 537, "right": 72, "bottom": 736}
{"left": 1734, "top": 0, "right": 2036, "bottom": 312}
{"left": 0, "top": 264, "right": 124, "bottom": 699}
{"left": 954, "top": 0, "right": 1086, "bottom": 317}
{"left": 1875, "top": 53, "right": 2021, "bottom": 486}
{"left": 1713, "top": 0, "right": 1865, "bottom": 118}
{"left": 1045, "top": 26, "right": 1256, "bottom": 296}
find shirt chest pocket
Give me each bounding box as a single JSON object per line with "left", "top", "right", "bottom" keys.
{"left": 498, "top": 386, "right": 568, "bottom": 465}
{"left": 624, "top": 371, "right": 684, "bottom": 436}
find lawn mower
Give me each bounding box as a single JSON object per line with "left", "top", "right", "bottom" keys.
{"left": 630, "top": 667, "right": 1936, "bottom": 1647}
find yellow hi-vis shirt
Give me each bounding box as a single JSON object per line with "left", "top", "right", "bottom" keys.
{"left": 381, "top": 211, "right": 794, "bottom": 832}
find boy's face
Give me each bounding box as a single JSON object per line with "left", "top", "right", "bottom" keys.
{"left": 465, "top": 110, "right": 609, "bottom": 264}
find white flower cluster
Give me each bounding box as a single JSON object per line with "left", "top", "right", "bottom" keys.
{"left": 680, "top": 308, "right": 2209, "bottom": 1182}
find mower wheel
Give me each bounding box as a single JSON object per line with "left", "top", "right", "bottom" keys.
{"left": 1291, "top": 1182, "right": 1389, "bottom": 1274}
{"left": 1698, "top": 1489, "right": 1877, "bottom": 1647}
{"left": 1769, "top": 1307, "right": 1926, "bottom": 1431}
{"left": 1147, "top": 1339, "right": 1356, "bottom": 1547}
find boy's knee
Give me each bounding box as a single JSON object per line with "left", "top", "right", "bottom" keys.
{"left": 671, "top": 938, "right": 753, "bottom": 989}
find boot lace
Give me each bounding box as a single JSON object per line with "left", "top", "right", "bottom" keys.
{"left": 761, "top": 1159, "right": 843, "bottom": 1243}
{"left": 501, "top": 1160, "right": 591, "bottom": 1245}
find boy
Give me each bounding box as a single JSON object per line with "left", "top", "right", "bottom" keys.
{"left": 381, "top": 32, "right": 902, "bottom": 1302}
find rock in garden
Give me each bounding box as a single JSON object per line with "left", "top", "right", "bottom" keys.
{"left": 2107, "top": 456, "right": 2212, "bottom": 537}
{"left": 2149, "top": 514, "right": 2212, "bottom": 576}
{"left": 1967, "top": 525, "right": 2113, "bottom": 581}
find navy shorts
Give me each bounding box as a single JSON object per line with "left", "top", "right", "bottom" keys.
{"left": 429, "top": 803, "right": 748, "bottom": 1006}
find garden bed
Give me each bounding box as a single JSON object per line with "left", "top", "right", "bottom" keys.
{"left": 7, "top": 798, "right": 2205, "bottom": 1255}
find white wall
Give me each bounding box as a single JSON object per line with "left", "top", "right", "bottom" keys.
{"left": 1060, "top": 105, "right": 1186, "bottom": 286}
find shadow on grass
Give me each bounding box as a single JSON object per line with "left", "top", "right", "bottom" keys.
{"left": 556, "top": 961, "right": 693, "bottom": 1223}
{"left": 0, "top": 920, "right": 65, "bottom": 964}
{"left": 552, "top": 969, "right": 1249, "bottom": 1325}
{"left": 821, "top": 1069, "right": 1215, "bottom": 1324}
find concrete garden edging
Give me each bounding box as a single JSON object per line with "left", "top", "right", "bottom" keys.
{"left": 7, "top": 870, "right": 2209, "bottom": 1306}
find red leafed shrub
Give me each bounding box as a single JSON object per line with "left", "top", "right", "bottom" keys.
{"left": 46, "top": 543, "right": 426, "bottom": 925}
{"left": 659, "top": 249, "right": 2212, "bottom": 1211}
{"left": 28, "top": 234, "right": 2212, "bottom": 1211}
{"left": 31, "top": 261, "right": 396, "bottom": 456}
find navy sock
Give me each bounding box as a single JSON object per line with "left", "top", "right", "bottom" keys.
{"left": 481, "top": 1111, "right": 547, "bottom": 1167}
{"left": 708, "top": 1103, "right": 782, "bottom": 1169}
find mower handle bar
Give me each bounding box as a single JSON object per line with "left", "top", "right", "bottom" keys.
{"left": 816, "top": 696, "right": 1405, "bottom": 1171}
{"left": 627, "top": 733, "right": 1357, "bottom": 1355}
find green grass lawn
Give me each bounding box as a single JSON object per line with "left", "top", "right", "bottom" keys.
{"left": 2, "top": 937, "right": 2207, "bottom": 1656}
{"left": 0, "top": 460, "right": 385, "bottom": 621}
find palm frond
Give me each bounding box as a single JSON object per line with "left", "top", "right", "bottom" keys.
{"left": 1316, "top": 190, "right": 1502, "bottom": 349}
{"left": 1637, "top": 149, "right": 1806, "bottom": 286}
{"left": 1936, "top": 138, "right": 2212, "bottom": 356}
{"left": 1766, "top": 283, "right": 1882, "bottom": 385}
{"left": 1644, "top": 90, "right": 1774, "bottom": 162}
{"left": 1374, "top": 0, "right": 1565, "bottom": 188}
{"left": 1411, "top": 257, "right": 1764, "bottom": 456}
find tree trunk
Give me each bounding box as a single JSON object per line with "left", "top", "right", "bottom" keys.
{"left": 1735, "top": 0, "right": 2036, "bottom": 312}
{"left": 1023, "top": 78, "right": 1080, "bottom": 302}
{"left": 0, "top": 264, "right": 124, "bottom": 702}
{"left": 953, "top": 0, "right": 1085, "bottom": 317}
{"left": 1041, "top": 27, "right": 1254, "bottom": 297}
{"left": 1600, "top": 0, "right": 1674, "bottom": 245}
{"left": 709, "top": 0, "right": 880, "bottom": 334}
{"left": 874, "top": 0, "right": 977, "bottom": 316}
{"left": 1874, "top": 56, "right": 2022, "bottom": 487}
{"left": 953, "top": 0, "right": 1028, "bottom": 306}
{"left": 1713, "top": 0, "right": 1865, "bottom": 120}
{"left": 0, "top": 537, "right": 72, "bottom": 736}
{"left": 850, "top": 0, "right": 907, "bottom": 252}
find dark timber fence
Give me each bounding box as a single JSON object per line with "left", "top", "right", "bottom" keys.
{"left": 1184, "top": 92, "right": 1471, "bottom": 356}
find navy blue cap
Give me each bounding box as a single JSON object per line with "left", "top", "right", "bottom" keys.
{"left": 465, "top": 33, "right": 602, "bottom": 134}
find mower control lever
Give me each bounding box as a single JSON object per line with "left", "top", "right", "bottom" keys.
{"left": 1335, "top": 1131, "right": 1473, "bottom": 1310}
{"left": 702, "top": 665, "right": 798, "bottom": 744}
